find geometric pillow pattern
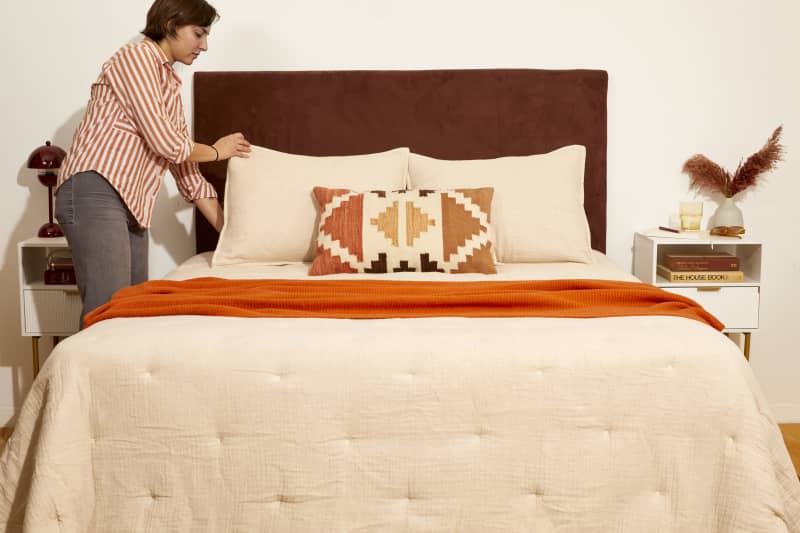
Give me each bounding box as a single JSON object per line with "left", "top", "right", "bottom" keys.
{"left": 309, "top": 187, "right": 497, "bottom": 275}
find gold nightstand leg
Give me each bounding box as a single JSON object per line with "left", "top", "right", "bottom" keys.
{"left": 743, "top": 332, "right": 751, "bottom": 361}
{"left": 32, "top": 336, "right": 40, "bottom": 377}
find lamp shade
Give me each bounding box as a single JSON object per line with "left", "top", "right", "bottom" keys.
{"left": 27, "top": 141, "right": 66, "bottom": 171}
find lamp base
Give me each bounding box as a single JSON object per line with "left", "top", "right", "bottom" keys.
{"left": 38, "top": 222, "right": 64, "bottom": 238}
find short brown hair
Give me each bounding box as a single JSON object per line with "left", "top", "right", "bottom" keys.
{"left": 141, "top": 0, "right": 219, "bottom": 42}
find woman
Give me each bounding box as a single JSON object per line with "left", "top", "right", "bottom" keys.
{"left": 56, "top": 0, "right": 250, "bottom": 327}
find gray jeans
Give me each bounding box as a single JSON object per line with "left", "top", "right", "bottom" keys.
{"left": 55, "top": 171, "right": 148, "bottom": 328}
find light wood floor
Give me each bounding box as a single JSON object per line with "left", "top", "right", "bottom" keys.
{"left": 782, "top": 424, "right": 800, "bottom": 475}
{"left": 2, "top": 425, "right": 800, "bottom": 474}
{"left": 0, "top": 427, "right": 10, "bottom": 452}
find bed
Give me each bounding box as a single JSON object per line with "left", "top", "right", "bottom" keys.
{"left": 2, "top": 69, "right": 799, "bottom": 532}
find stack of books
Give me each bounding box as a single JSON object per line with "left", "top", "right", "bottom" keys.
{"left": 44, "top": 249, "right": 76, "bottom": 285}
{"left": 656, "top": 252, "right": 744, "bottom": 282}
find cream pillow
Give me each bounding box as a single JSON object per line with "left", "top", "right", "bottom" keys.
{"left": 213, "top": 146, "right": 410, "bottom": 265}
{"left": 408, "top": 145, "right": 592, "bottom": 263}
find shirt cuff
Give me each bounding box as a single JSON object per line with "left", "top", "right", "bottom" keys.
{"left": 172, "top": 162, "right": 218, "bottom": 202}
{"left": 192, "top": 179, "right": 218, "bottom": 201}
{"left": 173, "top": 137, "right": 194, "bottom": 165}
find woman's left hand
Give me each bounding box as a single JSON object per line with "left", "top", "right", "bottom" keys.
{"left": 213, "top": 133, "right": 252, "bottom": 160}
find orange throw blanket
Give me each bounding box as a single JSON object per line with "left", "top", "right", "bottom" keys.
{"left": 84, "top": 278, "right": 723, "bottom": 330}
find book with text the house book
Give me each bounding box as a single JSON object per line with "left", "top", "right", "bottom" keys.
{"left": 657, "top": 264, "right": 744, "bottom": 283}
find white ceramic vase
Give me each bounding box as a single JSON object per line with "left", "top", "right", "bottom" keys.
{"left": 711, "top": 197, "right": 744, "bottom": 227}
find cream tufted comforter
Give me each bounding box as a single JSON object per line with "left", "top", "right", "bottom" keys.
{"left": 2, "top": 254, "right": 799, "bottom": 532}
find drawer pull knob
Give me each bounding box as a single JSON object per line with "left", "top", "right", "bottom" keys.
{"left": 697, "top": 287, "right": 722, "bottom": 292}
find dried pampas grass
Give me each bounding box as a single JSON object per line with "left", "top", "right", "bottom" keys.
{"left": 682, "top": 126, "right": 784, "bottom": 198}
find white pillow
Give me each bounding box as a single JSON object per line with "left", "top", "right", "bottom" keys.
{"left": 213, "top": 146, "right": 410, "bottom": 265}
{"left": 408, "top": 145, "right": 592, "bottom": 263}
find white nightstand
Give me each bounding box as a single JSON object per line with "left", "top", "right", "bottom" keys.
{"left": 18, "top": 237, "right": 81, "bottom": 376}
{"left": 633, "top": 231, "right": 761, "bottom": 359}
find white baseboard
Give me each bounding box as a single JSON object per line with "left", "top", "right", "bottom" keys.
{"left": 771, "top": 404, "right": 800, "bottom": 423}
{"left": 0, "top": 406, "right": 16, "bottom": 428}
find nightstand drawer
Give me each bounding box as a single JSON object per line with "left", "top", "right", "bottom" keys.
{"left": 664, "top": 286, "right": 759, "bottom": 330}
{"left": 23, "top": 289, "right": 81, "bottom": 335}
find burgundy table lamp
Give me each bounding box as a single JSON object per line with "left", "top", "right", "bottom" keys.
{"left": 27, "top": 140, "right": 67, "bottom": 238}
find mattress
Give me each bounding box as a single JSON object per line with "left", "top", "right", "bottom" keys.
{"left": 1, "top": 253, "right": 799, "bottom": 532}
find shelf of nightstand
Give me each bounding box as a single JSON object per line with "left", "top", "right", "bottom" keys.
{"left": 634, "top": 232, "right": 762, "bottom": 286}
{"left": 18, "top": 238, "right": 73, "bottom": 289}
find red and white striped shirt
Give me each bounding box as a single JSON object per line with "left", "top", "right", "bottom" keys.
{"left": 58, "top": 38, "right": 216, "bottom": 228}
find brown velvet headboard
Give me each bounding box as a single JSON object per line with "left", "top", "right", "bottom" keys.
{"left": 193, "top": 69, "right": 607, "bottom": 254}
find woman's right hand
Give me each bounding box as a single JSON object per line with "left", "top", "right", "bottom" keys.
{"left": 213, "top": 133, "right": 252, "bottom": 160}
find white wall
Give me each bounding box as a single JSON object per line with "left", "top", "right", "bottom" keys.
{"left": 1, "top": 0, "right": 798, "bottom": 424}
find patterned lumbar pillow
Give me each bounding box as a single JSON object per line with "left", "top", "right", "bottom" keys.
{"left": 310, "top": 187, "right": 497, "bottom": 275}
